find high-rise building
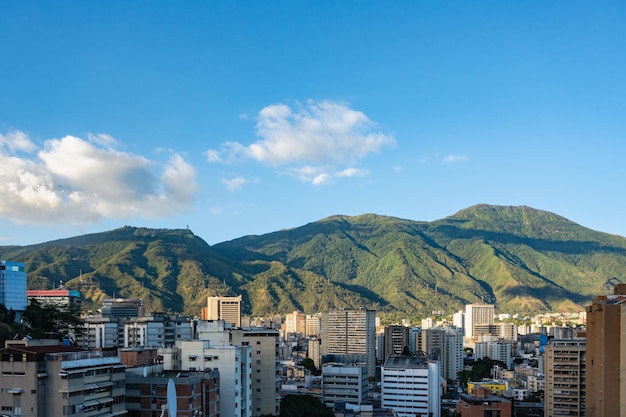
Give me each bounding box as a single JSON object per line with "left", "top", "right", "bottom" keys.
{"left": 464, "top": 304, "right": 495, "bottom": 338}
{"left": 544, "top": 338, "right": 586, "bottom": 417}
{"left": 321, "top": 309, "right": 377, "bottom": 379}
{"left": 205, "top": 296, "right": 242, "bottom": 327}
{"left": 585, "top": 284, "right": 626, "bottom": 417}
{"left": 166, "top": 340, "right": 252, "bottom": 417}
{"left": 383, "top": 325, "right": 410, "bottom": 361}
{"left": 474, "top": 340, "right": 513, "bottom": 369}
{"left": 422, "top": 325, "right": 463, "bottom": 381}
{"left": 0, "top": 260, "right": 27, "bottom": 321}
{"left": 408, "top": 327, "right": 422, "bottom": 355}
{"left": 308, "top": 335, "right": 322, "bottom": 368}
{"left": 284, "top": 311, "right": 306, "bottom": 335}
{"left": 305, "top": 314, "right": 320, "bottom": 337}
{"left": 381, "top": 355, "right": 441, "bottom": 417}
{"left": 231, "top": 328, "right": 280, "bottom": 417}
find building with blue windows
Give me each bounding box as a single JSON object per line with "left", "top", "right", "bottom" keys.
{"left": 0, "top": 260, "right": 27, "bottom": 321}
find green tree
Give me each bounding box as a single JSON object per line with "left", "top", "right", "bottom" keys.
{"left": 301, "top": 357, "right": 317, "bottom": 374}
{"left": 22, "top": 300, "right": 83, "bottom": 340}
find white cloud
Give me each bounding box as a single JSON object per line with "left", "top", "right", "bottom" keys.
{"left": 443, "top": 154, "right": 469, "bottom": 163}
{"left": 0, "top": 130, "right": 198, "bottom": 224}
{"left": 0, "top": 130, "right": 37, "bottom": 153}
{"left": 206, "top": 99, "right": 395, "bottom": 185}
{"left": 87, "top": 132, "right": 119, "bottom": 148}
{"left": 205, "top": 149, "right": 223, "bottom": 163}
{"left": 336, "top": 168, "right": 368, "bottom": 178}
{"left": 222, "top": 177, "right": 248, "bottom": 191}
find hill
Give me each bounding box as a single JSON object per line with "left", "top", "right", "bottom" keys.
{"left": 2, "top": 205, "right": 625, "bottom": 320}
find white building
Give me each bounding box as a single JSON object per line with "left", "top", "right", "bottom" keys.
{"left": 464, "top": 304, "right": 495, "bottom": 338}
{"left": 474, "top": 340, "right": 513, "bottom": 369}
{"left": 381, "top": 355, "right": 441, "bottom": 417}
{"left": 163, "top": 340, "right": 253, "bottom": 417}
{"left": 322, "top": 364, "right": 369, "bottom": 408}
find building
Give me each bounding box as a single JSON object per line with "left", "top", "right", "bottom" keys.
{"left": 0, "top": 260, "right": 27, "bottom": 321}
{"left": 544, "top": 338, "right": 586, "bottom": 417}
{"left": 467, "top": 380, "right": 509, "bottom": 397}
{"left": 464, "top": 304, "right": 495, "bottom": 338}
{"left": 101, "top": 298, "right": 143, "bottom": 318}
{"left": 305, "top": 314, "right": 320, "bottom": 337}
{"left": 585, "top": 283, "right": 626, "bottom": 417}
{"left": 204, "top": 296, "right": 242, "bottom": 327}
{"left": 321, "top": 309, "right": 377, "bottom": 379}
{"left": 0, "top": 339, "right": 126, "bottom": 417}
{"left": 474, "top": 340, "right": 513, "bottom": 369}
{"left": 322, "top": 364, "right": 369, "bottom": 409}
{"left": 422, "top": 325, "right": 463, "bottom": 381}
{"left": 383, "top": 325, "right": 410, "bottom": 361}
{"left": 232, "top": 328, "right": 280, "bottom": 417}
{"left": 125, "top": 367, "right": 220, "bottom": 417}
{"left": 163, "top": 340, "right": 253, "bottom": 417}
{"left": 381, "top": 355, "right": 441, "bottom": 417}
{"left": 408, "top": 327, "right": 422, "bottom": 355}
{"left": 307, "top": 335, "right": 322, "bottom": 368}
{"left": 284, "top": 311, "right": 307, "bottom": 335}
{"left": 27, "top": 289, "right": 82, "bottom": 310}
{"left": 78, "top": 314, "right": 194, "bottom": 349}
{"left": 456, "top": 386, "right": 512, "bottom": 417}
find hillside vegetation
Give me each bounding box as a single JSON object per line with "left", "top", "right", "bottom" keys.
{"left": 2, "top": 205, "right": 625, "bottom": 320}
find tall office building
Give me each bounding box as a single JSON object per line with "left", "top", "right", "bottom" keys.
{"left": 305, "top": 314, "right": 321, "bottom": 337}
{"left": 321, "top": 309, "right": 377, "bottom": 379}
{"left": 0, "top": 260, "right": 27, "bottom": 321}
{"left": 205, "top": 295, "right": 242, "bottom": 327}
{"left": 464, "top": 304, "right": 495, "bottom": 338}
{"left": 586, "top": 284, "right": 626, "bottom": 417}
{"left": 544, "top": 338, "right": 586, "bottom": 417}
{"left": 383, "top": 325, "right": 410, "bottom": 360}
{"left": 422, "top": 325, "right": 463, "bottom": 381}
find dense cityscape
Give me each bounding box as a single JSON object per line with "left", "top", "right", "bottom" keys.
{"left": 1, "top": 258, "right": 618, "bottom": 417}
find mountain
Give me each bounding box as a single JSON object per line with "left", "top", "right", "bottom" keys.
{"left": 1, "top": 205, "right": 625, "bottom": 320}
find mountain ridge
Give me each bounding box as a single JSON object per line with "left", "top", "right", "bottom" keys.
{"left": 1, "top": 204, "right": 625, "bottom": 320}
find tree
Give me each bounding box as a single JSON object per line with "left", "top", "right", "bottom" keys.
{"left": 279, "top": 395, "right": 333, "bottom": 417}
{"left": 301, "top": 357, "right": 317, "bottom": 374}
{"left": 22, "top": 300, "right": 83, "bottom": 340}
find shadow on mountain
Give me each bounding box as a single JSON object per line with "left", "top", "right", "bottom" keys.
{"left": 335, "top": 283, "right": 390, "bottom": 307}
{"left": 501, "top": 285, "right": 589, "bottom": 305}
{"left": 430, "top": 225, "right": 626, "bottom": 255}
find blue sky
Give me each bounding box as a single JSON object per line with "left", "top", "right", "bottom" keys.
{"left": 1, "top": 2, "right": 625, "bottom": 246}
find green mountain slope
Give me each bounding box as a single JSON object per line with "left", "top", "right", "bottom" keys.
{"left": 1, "top": 205, "right": 625, "bottom": 319}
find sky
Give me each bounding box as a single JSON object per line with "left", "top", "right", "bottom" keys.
{"left": 1, "top": 2, "right": 625, "bottom": 246}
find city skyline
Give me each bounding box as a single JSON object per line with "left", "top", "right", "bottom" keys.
{"left": 1, "top": 2, "right": 625, "bottom": 247}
